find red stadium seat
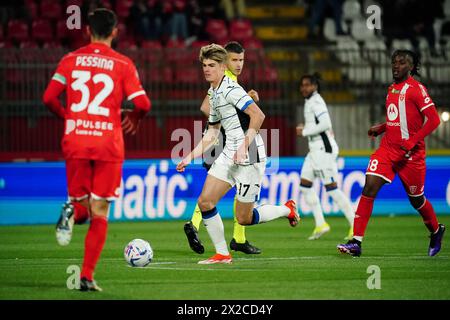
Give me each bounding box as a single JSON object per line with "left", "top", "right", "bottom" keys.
{"left": 174, "top": 67, "right": 201, "bottom": 84}
{"left": 0, "top": 41, "right": 14, "bottom": 49}
{"left": 40, "top": 0, "right": 62, "bottom": 20}
{"left": 205, "top": 19, "right": 228, "bottom": 43}
{"left": 0, "top": 24, "right": 3, "bottom": 40}
{"left": 31, "top": 19, "right": 54, "bottom": 42}
{"left": 141, "top": 40, "right": 163, "bottom": 49}
{"left": 242, "top": 37, "right": 264, "bottom": 63}
{"left": 20, "top": 40, "right": 38, "bottom": 48}
{"left": 237, "top": 67, "right": 252, "bottom": 85}
{"left": 116, "top": 22, "right": 127, "bottom": 39}
{"left": 141, "top": 40, "right": 163, "bottom": 64}
{"left": 229, "top": 19, "right": 254, "bottom": 42}
{"left": 65, "top": 0, "right": 84, "bottom": 6}
{"left": 7, "top": 20, "right": 29, "bottom": 42}
{"left": 115, "top": 0, "right": 133, "bottom": 18}
{"left": 116, "top": 38, "right": 138, "bottom": 50}
{"left": 100, "top": 0, "right": 113, "bottom": 9}
{"left": 25, "top": 0, "right": 38, "bottom": 19}
{"left": 165, "top": 39, "right": 188, "bottom": 64}
{"left": 56, "top": 20, "right": 69, "bottom": 40}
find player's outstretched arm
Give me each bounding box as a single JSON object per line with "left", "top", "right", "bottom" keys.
{"left": 368, "top": 123, "right": 386, "bottom": 138}
{"left": 400, "top": 107, "right": 440, "bottom": 154}
{"left": 200, "top": 95, "right": 211, "bottom": 118}
{"left": 122, "top": 94, "right": 151, "bottom": 135}
{"left": 42, "top": 80, "right": 66, "bottom": 119}
{"left": 176, "top": 123, "right": 221, "bottom": 172}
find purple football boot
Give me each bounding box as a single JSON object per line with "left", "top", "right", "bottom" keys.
{"left": 429, "top": 224, "right": 445, "bottom": 257}
{"left": 337, "top": 239, "right": 362, "bottom": 257}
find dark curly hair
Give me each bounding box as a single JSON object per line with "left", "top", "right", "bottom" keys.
{"left": 391, "top": 49, "right": 421, "bottom": 77}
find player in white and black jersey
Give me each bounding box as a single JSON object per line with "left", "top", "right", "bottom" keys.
{"left": 296, "top": 73, "right": 355, "bottom": 240}
{"left": 176, "top": 44, "right": 300, "bottom": 265}
{"left": 184, "top": 41, "right": 262, "bottom": 256}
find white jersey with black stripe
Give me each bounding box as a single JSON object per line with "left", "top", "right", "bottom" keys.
{"left": 208, "top": 75, "right": 266, "bottom": 165}
{"left": 303, "top": 91, "right": 338, "bottom": 153}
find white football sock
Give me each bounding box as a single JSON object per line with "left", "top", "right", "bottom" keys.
{"left": 253, "top": 204, "right": 290, "bottom": 224}
{"left": 328, "top": 189, "right": 355, "bottom": 226}
{"left": 300, "top": 186, "right": 326, "bottom": 227}
{"left": 203, "top": 211, "right": 229, "bottom": 256}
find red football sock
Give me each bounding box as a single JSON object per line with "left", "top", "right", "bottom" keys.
{"left": 81, "top": 215, "right": 108, "bottom": 281}
{"left": 72, "top": 201, "right": 89, "bottom": 224}
{"left": 353, "top": 195, "right": 375, "bottom": 237}
{"left": 417, "top": 199, "right": 439, "bottom": 233}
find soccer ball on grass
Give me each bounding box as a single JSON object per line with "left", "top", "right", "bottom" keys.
{"left": 124, "top": 239, "right": 153, "bottom": 267}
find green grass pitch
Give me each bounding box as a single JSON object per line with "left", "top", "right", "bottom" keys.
{"left": 0, "top": 215, "right": 449, "bottom": 300}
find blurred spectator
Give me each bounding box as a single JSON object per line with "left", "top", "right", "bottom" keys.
{"left": 199, "top": 0, "right": 226, "bottom": 20}
{"left": 130, "top": 0, "right": 163, "bottom": 40}
{"left": 161, "top": 0, "right": 189, "bottom": 42}
{"left": 0, "top": 0, "right": 30, "bottom": 25}
{"left": 221, "top": 0, "right": 247, "bottom": 20}
{"left": 380, "top": 0, "right": 444, "bottom": 56}
{"left": 186, "top": 0, "right": 208, "bottom": 43}
{"left": 81, "top": 0, "right": 105, "bottom": 23}
{"left": 307, "top": 0, "right": 346, "bottom": 39}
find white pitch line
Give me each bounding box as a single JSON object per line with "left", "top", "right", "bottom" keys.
{"left": 144, "top": 266, "right": 261, "bottom": 272}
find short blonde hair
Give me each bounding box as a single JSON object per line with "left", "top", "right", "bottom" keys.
{"left": 199, "top": 44, "right": 228, "bottom": 64}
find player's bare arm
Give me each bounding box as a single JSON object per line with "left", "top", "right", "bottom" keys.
{"left": 368, "top": 123, "right": 386, "bottom": 138}
{"left": 234, "top": 103, "right": 265, "bottom": 163}
{"left": 199, "top": 95, "right": 211, "bottom": 118}
{"left": 177, "top": 122, "right": 221, "bottom": 172}
{"left": 296, "top": 123, "right": 304, "bottom": 137}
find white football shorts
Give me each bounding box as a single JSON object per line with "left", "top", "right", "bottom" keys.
{"left": 208, "top": 153, "right": 266, "bottom": 203}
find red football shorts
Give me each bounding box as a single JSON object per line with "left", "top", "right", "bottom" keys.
{"left": 66, "top": 159, "right": 123, "bottom": 201}
{"left": 365, "top": 146, "right": 426, "bottom": 197}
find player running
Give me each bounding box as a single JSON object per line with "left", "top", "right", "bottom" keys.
{"left": 42, "top": 9, "right": 151, "bottom": 290}
{"left": 337, "top": 50, "right": 444, "bottom": 257}
{"left": 296, "top": 73, "right": 355, "bottom": 240}
{"left": 184, "top": 41, "right": 262, "bottom": 255}
{"left": 176, "top": 44, "right": 300, "bottom": 264}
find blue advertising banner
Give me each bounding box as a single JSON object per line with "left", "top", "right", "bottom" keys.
{"left": 0, "top": 157, "right": 449, "bottom": 225}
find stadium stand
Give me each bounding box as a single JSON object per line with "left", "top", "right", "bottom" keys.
{"left": 0, "top": 0, "right": 449, "bottom": 161}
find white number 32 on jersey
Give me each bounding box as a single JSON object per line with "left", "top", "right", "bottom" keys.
{"left": 70, "top": 70, "right": 113, "bottom": 117}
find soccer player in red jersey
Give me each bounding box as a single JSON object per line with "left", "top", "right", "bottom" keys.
{"left": 42, "top": 9, "right": 151, "bottom": 291}
{"left": 337, "top": 50, "right": 444, "bottom": 257}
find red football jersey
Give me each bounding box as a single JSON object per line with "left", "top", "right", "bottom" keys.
{"left": 51, "top": 42, "right": 146, "bottom": 161}
{"left": 381, "top": 76, "right": 434, "bottom": 155}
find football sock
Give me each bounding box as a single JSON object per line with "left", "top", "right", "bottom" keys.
{"left": 417, "top": 198, "right": 439, "bottom": 233}
{"left": 328, "top": 189, "right": 355, "bottom": 226}
{"left": 353, "top": 195, "right": 375, "bottom": 241}
{"left": 300, "top": 186, "right": 326, "bottom": 227}
{"left": 251, "top": 204, "right": 290, "bottom": 224}
{"left": 81, "top": 215, "right": 108, "bottom": 281}
{"left": 72, "top": 201, "right": 89, "bottom": 224}
{"left": 232, "top": 197, "right": 246, "bottom": 243}
{"left": 201, "top": 207, "right": 229, "bottom": 256}
{"left": 191, "top": 204, "right": 203, "bottom": 231}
